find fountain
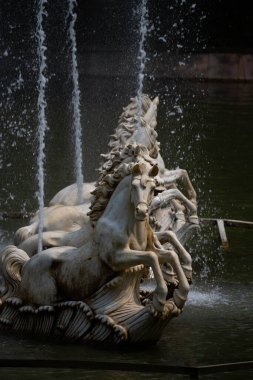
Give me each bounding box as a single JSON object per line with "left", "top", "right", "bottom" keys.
{"left": 0, "top": 0, "right": 199, "bottom": 346}
{"left": 0, "top": 0, "right": 252, "bottom": 376}
{"left": 0, "top": 93, "right": 199, "bottom": 344}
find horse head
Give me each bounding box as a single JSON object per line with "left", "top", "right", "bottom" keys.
{"left": 131, "top": 158, "right": 159, "bottom": 221}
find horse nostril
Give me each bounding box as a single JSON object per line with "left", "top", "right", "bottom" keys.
{"left": 136, "top": 204, "right": 148, "bottom": 215}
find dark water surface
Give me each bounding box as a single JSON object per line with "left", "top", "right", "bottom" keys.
{"left": 0, "top": 81, "right": 253, "bottom": 379}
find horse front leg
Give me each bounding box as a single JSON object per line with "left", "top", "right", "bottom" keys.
{"left": 150, "top": 188, "right": 198, "bottom": 224}
{"left": 170, "top": 199, "right": 186, "bottom": 230}
{"left": 156, "top": 248, "right": 190, "bottom": 309}
{"left": 156, "top": 230, "right": 192, "bottom": 282}
{"left": 107, "top": 248, "right": 168, "bottom": 313}
{"left": 151, "top": 188, "right": 196, "bottom": 213}
{"left": 152, "top": 234, "right": 177, "bottom": 286}
{"left": 163, "top": 169, "right": 197, "bottom": 204}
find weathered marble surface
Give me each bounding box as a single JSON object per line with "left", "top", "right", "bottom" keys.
{"left": 0, "top": 95, "right": 199, "bottom": 344}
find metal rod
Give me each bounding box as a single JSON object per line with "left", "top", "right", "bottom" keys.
{"left": 200, "top": 218, "right": 253, "bottom": 229}
{"left": 217, "top": 219, "right": 229, "bottom": 251}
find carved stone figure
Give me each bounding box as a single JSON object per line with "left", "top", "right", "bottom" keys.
{"left": 0, "top": 95, "right": 199, "bottom": 344}
{"left": 14, "top": 95, "right": 197, "bottom": 256}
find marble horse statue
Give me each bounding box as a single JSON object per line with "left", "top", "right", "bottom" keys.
{"left": 13, "top": 95, "right": 197, "bottom": 258}
{"left": 0, "top": 96, "right": 199, "bottom": 344}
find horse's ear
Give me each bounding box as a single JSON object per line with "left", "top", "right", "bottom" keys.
{"left": 153, "top": 96, "right": 159, "bottom": 105}
{"left": 149, "top": 164, "right": 159, "bottom": 177}
{"left": 132, "top": 163, "right": 142, "bottom": 176}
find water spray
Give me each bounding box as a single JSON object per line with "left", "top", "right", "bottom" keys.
{"left": 136, "top": 0, "right": 149, "bottom": 142}
{"left": 36, "top": 0, "right": 48, "bottom": 253}
{"left": 68, "top": 0, "right": 84, "bottom": 205}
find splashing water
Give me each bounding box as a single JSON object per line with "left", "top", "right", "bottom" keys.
{"left": 188, "top": 286, "right": 229, "bottom": 307}
{"left": 68, "top": 0, "right": 84, "bottom": 204}
{"left": 36, "top": 0, "right": 48, "bottom": 253}
{"left": 136, "top": 0, "right": 149, "bottom": 139}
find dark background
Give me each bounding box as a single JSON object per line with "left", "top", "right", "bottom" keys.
{"left": 1, "top": 0, "right": 253, "bottom": 211}
{"left": 76, "top": 0, "right": 253, "bottom": 53}
{"left": 1, "top": 0, "right": 253, "bottom": 56}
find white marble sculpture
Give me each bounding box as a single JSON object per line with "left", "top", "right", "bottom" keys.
{"left": 0, "top": 95, "right": 199, "bottom": 344}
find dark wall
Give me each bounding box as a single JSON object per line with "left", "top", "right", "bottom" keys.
{"left": 200, "top": 0, "right": 253, "bottom": 53}
{"left": 76, "top": 0, "right": 253, "bottom": 53}
{"left": 1, "top": 0, "right": 253, "bottom": 56}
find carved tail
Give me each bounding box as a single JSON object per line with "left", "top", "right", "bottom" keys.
{"left": 0, "top": 245, "right": 29, "bottom": 304}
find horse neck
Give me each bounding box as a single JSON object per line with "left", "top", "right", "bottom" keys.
{"left": 101, "top": 175, "right": 148, "bottom": 243}
{"left": 102, "top": 175, "right": 134, "bottom": 225}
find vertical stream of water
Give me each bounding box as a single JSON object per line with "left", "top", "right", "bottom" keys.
{"left": 68, "top": 0, "right": 84, "bottom": 205}
{"left": 136, "top": 0, "right": 149, "bottom": 139}
{"left": 36, "top": 0, "right": 48, "bottom": 252}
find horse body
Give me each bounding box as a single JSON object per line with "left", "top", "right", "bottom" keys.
{"left": 14, "top": 203, "right": 91, "bottom": 246}
{"left": 19, "top": 240, "right": 113, "bottom": 305}
{"left": 3, "top": 153, "right": 190, "bottom": 313}
{"left": 18, "top": 224, "right": 93, "bottom": 257}
{"left": 49, "top": 182, "right": 95, "bottom": 206}
{"left": 11, "top": 157, "right": 154, "bottom": 305}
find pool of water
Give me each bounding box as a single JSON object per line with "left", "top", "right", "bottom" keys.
{"left": 0, "top": 80, "right": 253, "bottom": 378}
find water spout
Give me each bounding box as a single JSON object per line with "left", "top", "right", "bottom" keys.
{"left": 68, "top": 0, "right": 84, "bottom": 205}
{"left": 136, "top": 0, "right": 149, "bottom": 142}
{"left": 36, "top": 0, "right": 48, "bottom": 253}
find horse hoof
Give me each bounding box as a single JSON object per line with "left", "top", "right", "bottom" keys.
{"left": 152, "top": 293, "right": 166, "bottom": 314}
{"left": 173, "top": 289, "right": 188, "bottom": 309}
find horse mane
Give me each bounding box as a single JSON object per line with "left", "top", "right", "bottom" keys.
{"left": 88, "top": 145, "right": 156, "bottom": 224}
{"left": 108, "top": 94, "right": 153, "bottom": 151}
{"left": 99, "top": 94, "right": 160, "bottom": 177}
{"left": 89, "top": 94, "right": 161, "bottom": 225}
